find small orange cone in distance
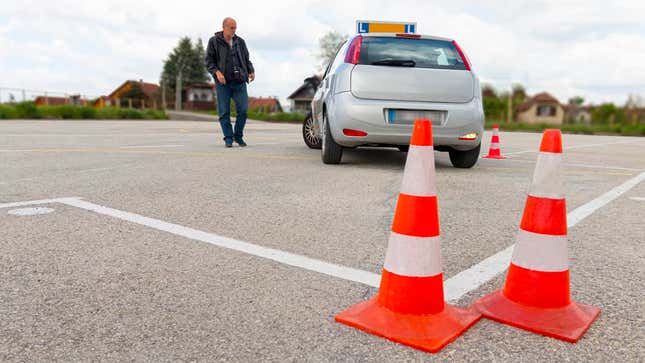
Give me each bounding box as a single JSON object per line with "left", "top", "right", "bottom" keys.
{"left": 482, "top": 123, "right": 506, "bottom": 159}
{"left": 474, "top": 129, "right": 600, "bottom": 342}
{"left": 335, "top": 119, "right": 481, "bottom": 353}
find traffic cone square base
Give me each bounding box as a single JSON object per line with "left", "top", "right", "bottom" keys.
{"left": 475, "top": 290, "right": 600, "bottom": 343}
{"left": 335, "top": 297, "right": 481, "bottom": 353}
{"left": 482, "top": 154, "right": 506, "bottom": 159}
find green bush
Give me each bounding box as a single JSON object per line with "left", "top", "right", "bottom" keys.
{"left": 0, "top": 103, "right": 167, "bottom": 120}
{"left": 95, "top": 107, "right": 121, "bottom": 119}
{"left": 81, "top": 106, "right": 97, "bottom": 119}
{"left": 58, "top": 105, "right": 82, "bottom": 119}
{"left": 143, "top": 109, "right": 168, "bottom": 119}
{"left": 208, "top": 110, "right": 305, "bottom": 123}
{"left": 0, "top": 104, "right": 18, "bottom": 119}
{"left": 14, "top": 102, "right": 42, "bottom": 118}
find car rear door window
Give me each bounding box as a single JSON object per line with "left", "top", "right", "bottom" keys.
{"left": 359, "top": 37, "right": 467, "bottom": 70}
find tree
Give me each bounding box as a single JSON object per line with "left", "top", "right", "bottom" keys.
{"left": 511, "top": 83, "right": 527, "bottom": 102}
{"left": 481, "top": 83, "right": 497, "bottom": 98}
{"left": 160, "top": 37, "right": 210, "bottom": 95}
{"left": 510, "top": 83, "right": 527, "bottom": 121}
{"left": 568, "top": 96, "right": 585, "bottom": 106}
{"left": 316, "top": 31, "right": 349, "bottom": 71}
{"left": 625, "top": 94, "right": 645, "bottom": 108}
{"left": 592, "top": 103, "right": 625, "bottom": 125}
{"left": 483, "top": 94, "right": 506, "bottom": 122}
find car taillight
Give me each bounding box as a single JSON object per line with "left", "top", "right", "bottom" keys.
{"left": 343, "top": 128, "right": 368, "bottom": 137}
{"left": 344, "top": 36, "right": 363, "bottom": 64}
{"left": 452, "top": 40, "right": 471, "bottom": 71}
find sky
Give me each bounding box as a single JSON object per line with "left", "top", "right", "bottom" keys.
{"left": 1, "top": 0, "right": 644, "bottom": 108}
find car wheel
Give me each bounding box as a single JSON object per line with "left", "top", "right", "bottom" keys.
{"left": 302, "top": 112, "right": 321, "bottom": 149}
{"left": 449, "top": 144, "right": 481, "bottom": 168}
{"left": 397, "top": 145, "right": 409, "bottom": 152}
{"left": 321, "top": 112, "right": 343, "bottom": 164}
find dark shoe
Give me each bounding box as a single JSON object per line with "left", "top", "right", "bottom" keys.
{"left": 234, "top": 138, "right": 247, "bottom": 147}
{"left": 224, "top": 139, "right": 233, "bottom": 148}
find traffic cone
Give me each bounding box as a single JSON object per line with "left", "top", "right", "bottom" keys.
{"left": 335, "top": 119, "right": 481, "bottom": 353}
{"left": 482, "top": 123, "right": 506, "bottom": 159}
{"left": 474, "top": 129, "right": 600, "bottom": 342}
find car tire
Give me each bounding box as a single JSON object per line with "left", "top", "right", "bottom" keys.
{"left": 321, "top": 112, "right": 343, "bottom": 164}
{"left": 397, "top": 145, "right": 409, "bottom": 152}
{"left": 302, "top": 112, "right": 321, "bottom": 149}
{"left": 449, "top": 144, "right": 481, "bottom": 168}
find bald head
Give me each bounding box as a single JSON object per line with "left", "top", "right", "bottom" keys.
{"left": 222, "top": 17, "right": 237, "bottom": 40}
{"left": 223, "top": 17, "right": 236, "bottom": 27}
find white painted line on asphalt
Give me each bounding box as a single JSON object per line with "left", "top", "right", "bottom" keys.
{"left": 568, "top": 172, "right": 645, "bottom": 226}
{"left": 504, "top": 139, "right": 644, "bottom": 156}
{"left": 0, "top": 198, "right": 79, "bottom": 209}
{"left": 501, "top": 158, "right": 643, "bottom": 172}
{"left": 443, "top": 171, "right": 645, "bottom": 302}
{"left": 630, "top": 197, "right": 645, "bottom": 202}
{"left": 3, "top": 172, "right": 643, "bottom": 299}
{"left": 0, "top": 164, "right": 142, "bottom": 185}
{"left": 121, "top": 145, "right": 184, "bottom": 149}
{"left": 558, "top": 162, "right": 641, "bottom": 172}
{"left": 55, "top": 198, "right": 382, "bottom": 287}
{"left": 8, "top": 207, "right": 55, "bottom": 216}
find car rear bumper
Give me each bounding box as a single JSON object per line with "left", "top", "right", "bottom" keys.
{"left": 328, "top": 92, "right": 484, "bottom": 150}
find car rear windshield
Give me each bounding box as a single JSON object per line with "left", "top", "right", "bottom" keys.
{"left": 358, "top": 37, "right": 468, "bottom": 70}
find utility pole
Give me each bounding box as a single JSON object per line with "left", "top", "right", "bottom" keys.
{"left": 161, "top": 79, "right": 166, "bottom": 110}
{"left": 507, "top": 88, "right": 513, "bottom": 123}
{"left": 175, "top": 68, "right": 183, "bottom": 111}
{"left": 22, "top": 89, "right": 26, "bottom": 102}
{"left": 174, "top": 56, "right": 187, "bottom": 111}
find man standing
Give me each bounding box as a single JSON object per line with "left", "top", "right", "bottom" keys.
{"left": 205, "top": 17, "right": 255, "bottom": 147}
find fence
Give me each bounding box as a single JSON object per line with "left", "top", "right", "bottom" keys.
{"left": 1, "top": 86, "right": 224, "bottom": 111}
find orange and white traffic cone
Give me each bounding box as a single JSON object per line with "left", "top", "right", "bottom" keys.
{"left": 474, "top": 129, "right": 600, "bottom": 342}
{"left": 335, "top": 119, "right": 481, "bottom": 353}
{"left": 482, "top": 123, "right": 506, "bottom": 159}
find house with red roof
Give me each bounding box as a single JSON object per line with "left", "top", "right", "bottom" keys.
{"left": 287, "top": 75, "right": 321, "bottom": 113}
{"left": 516, "top": 92, "right": 565, "bottom": 124}
{"left": 248, "top": 97, "right": 283, "bottom": 113}
{"left": 34, "top": 95, "right": 88, "bottom": 106}
{"left": 105, "top": 80, "right": 160, "bottom": 109}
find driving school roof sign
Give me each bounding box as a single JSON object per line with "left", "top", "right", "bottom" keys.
{"left": 356, "top": 20, "right": 417, "bottom": 34}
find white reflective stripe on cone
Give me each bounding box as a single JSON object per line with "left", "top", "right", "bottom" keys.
{"left": 511, "top": 229, "right": 569, "bottom": 272}
{"left": 399, "top": 145, "right": 437, "bottom": 197}
{"left": 529, "top": 152, "right": 564, "bottom": 199}
{"left": 383, "top": 232, "right": 442, "bottom": 277}
{"left": 489, "top": 143, "right": 500, "bottom": 149}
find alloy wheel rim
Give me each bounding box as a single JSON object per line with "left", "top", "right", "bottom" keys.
{"left": 305, "top": 117, "right": 320, "bottom": 145}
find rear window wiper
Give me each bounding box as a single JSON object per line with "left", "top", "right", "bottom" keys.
{"left": 371, "top": 58, "right": 416, "bottom": 67}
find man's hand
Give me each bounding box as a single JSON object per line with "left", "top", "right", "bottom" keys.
{"left": 249, "top": 73, "right": 255, "bottom": 83}
{"left": 215, "top": 70, "right": 226, "bottom": 85}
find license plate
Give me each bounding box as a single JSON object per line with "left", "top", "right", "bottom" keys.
{"left": 387, "top": 109, "right": 444, "bottom": 125}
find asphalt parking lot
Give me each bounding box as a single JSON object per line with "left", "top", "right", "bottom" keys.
{"left": 1, "top": 118, "right": 644, "bottom": 362}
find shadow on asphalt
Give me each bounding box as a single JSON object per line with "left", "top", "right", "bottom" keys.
{"left": 325, "top": 147, "right": 457, "bottom": 170}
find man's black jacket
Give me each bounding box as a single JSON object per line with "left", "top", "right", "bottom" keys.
{"left": 205, "top": 31, "right": 254, "bottom": 84}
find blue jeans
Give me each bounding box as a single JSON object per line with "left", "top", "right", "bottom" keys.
{"left": 216, "top": 82, "right": 248, "bottom": 142}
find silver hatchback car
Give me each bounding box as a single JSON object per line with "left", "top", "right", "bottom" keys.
{"left": 309, "top": 32, "right": 484, "bottom": 168}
